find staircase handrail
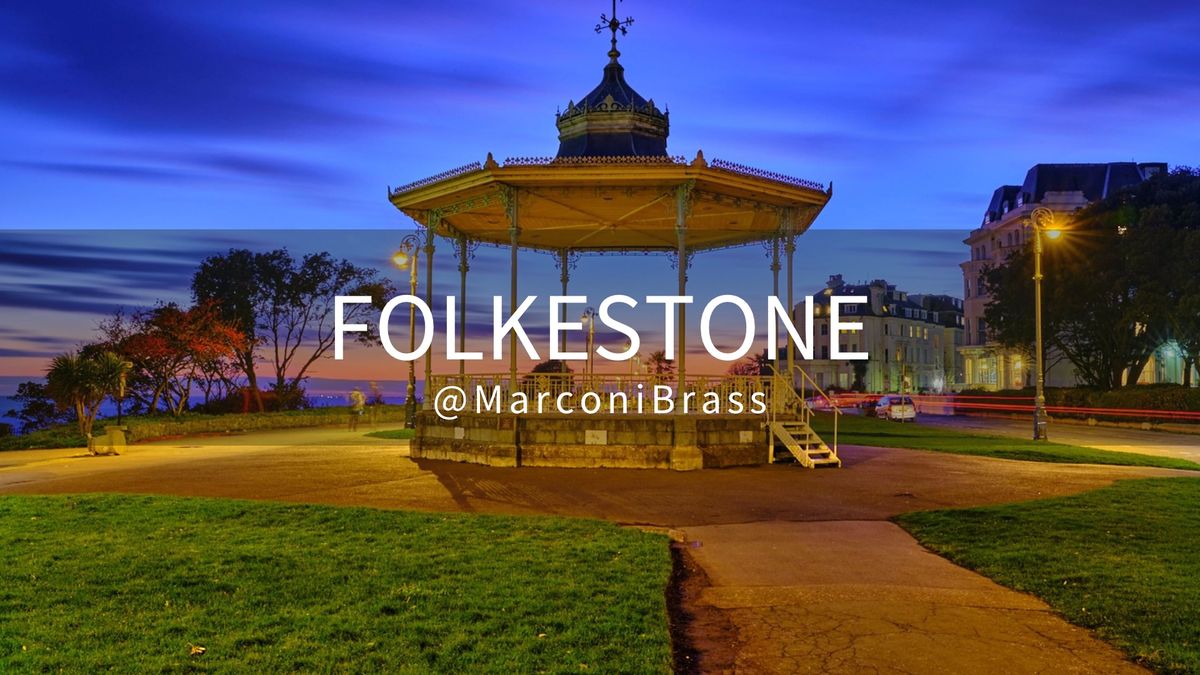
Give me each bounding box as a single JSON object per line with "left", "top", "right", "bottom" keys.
{"left": 765, "top": 364, "right": 841, "bottom": 456}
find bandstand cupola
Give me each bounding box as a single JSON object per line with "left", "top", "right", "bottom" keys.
{"left": 555, "top": 2, "right": 668, "bottom": 157}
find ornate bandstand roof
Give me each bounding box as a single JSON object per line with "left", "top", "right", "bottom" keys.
{"left": 388, "top": 5, "right": 831, "bottom": 253}
{"left": 555, "top": 30, "right": 668, "bottom": 157}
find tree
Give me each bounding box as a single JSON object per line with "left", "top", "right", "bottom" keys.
{"left": 983, "top": 168, "right": 1200, "bottom": 389}
{"left": 851, "top": 360, "right": 868, "bottom": 391}
{"left": 259, "top": 251, "right": 393, "bottom": 407}
{"left": 5, "top": 380, "right": 73, "bottom": 433}
{"left": 647, "top": 350, "right": 675, "bottom": 376}
{"left": 531, "top": 359, "right": 573, "bottom": 374}
{"left": 45, "top": 350, "right": 131, "bottom": 445}
{"left": 192, "top": 249, "right": 393, "bottom": 411}
{"left": 1172, "top": 227, "right": 1200, "bottom": 386}
{"left": 99, "top": 302, "right": 245, "bottom": 416}
{"left": 727, "top": 352, "right": 769, "bottom": 376}
{"left": 191, "top": 249, "right": 267, "bottom": 411}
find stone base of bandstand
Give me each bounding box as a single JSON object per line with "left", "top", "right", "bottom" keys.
{"left": 411, "top": 411, "right": 772, "bottom": 470}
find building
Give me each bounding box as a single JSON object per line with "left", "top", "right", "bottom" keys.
{"left": 959, "top": 161, "right": 1168, "bottom": 390}
{"left": 911, "top": 293, "right": 965, "bottom": 389}
{"left": 799, "top": 275, "right": 961, "bottom": 394}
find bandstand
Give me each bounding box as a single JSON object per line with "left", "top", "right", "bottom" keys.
{"left": 388, "top": 8, "right": 840, "bottom": 470}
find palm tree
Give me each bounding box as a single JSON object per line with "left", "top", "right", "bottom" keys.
{"left": 46, "top": 350, "right": 132, "bottom": 449}
{"left": 648, "top": 350, "right": 675, "bottom": 376}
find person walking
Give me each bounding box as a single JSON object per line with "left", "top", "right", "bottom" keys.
{"left": 348, "top": 386, "right": 366, "bottom": 431}
{"left": 368, "top": 381, "right": 383, "bottom": 429}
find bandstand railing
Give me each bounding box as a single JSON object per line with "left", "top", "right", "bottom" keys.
{"left": 424, "top": 372, "right": 783, "bottom": 416}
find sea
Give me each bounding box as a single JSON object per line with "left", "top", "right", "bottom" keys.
{"left": 0, "top": 387, "right": 414, "bottom": 435}
{"left": 0, "top": 396, "right": 19, "bottom": 431}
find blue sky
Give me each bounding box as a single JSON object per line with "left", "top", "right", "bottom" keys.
{"left": 3, "top": 1, "right": 1196, "bottom": 232}
{"left": 1, "top": 1, "right": 1198, "bottom": 390}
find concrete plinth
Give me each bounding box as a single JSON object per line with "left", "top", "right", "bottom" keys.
{"left": 413, "top": 412, "right": 769, "bottom": 469}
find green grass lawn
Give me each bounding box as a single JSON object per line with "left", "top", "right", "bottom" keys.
{"left": 810, "top": 412, "right": 1200, "bottom": 470}
{"left": 897, "top": 477, "right": 1200, "bottom": 674}
{"left": 365, "top": 428, "right": 415, "bottom": 440}
{"left": 0, "top": 495, "right": 672, "bottom": 672}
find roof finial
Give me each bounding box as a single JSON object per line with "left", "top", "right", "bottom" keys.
{"left": 595, "top": 0, "right": 634, "bottom": 63}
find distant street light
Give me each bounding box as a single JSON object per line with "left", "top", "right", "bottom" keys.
{"left": 392, "top": 234, "right": 421, "bottom": 428}
{"left": 1031, "top": 207, "right": 1065, "bottom": 441}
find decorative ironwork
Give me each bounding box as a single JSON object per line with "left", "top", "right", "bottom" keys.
{"left": 596, "top": 0, "right": 634, "bottom": 38}
{"left": 422, "top": 214, "right": 438, "bottom": 253}
{"left": 390, "top": 161, "right": 483, "bottom": 196}
{"left": 693, "top": 188, "right": 774, "bottom": 214}
{"left": 675, "top": 180, "right": 695, "bottom": 222}
{"left": 552, "top": 249, "right": 580, "bottom": 274}
{"left": 669, "top": 249, "right": 693, "bottom": 272}
{"left": 710, "top": 158, "right": 825, "bottom": 192}
{"left": 762, "top": 236, "right": 781, "bottom": 266}
{"left": 503, "top": 154, "right": 687, "bottom": 166}
{"left": 456, "top": 236, "right": 479, "bottom": 273}
{"left": 557, "top": 95, "right": 665, "bottom": 121}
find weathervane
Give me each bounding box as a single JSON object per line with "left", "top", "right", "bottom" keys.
{"left": 595, "top": 0, "right": 634, "bottom": 59}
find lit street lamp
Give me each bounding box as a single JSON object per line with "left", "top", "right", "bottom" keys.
{"left": 392, "top": 234, "right": 421, "bottom": 428}
{"left": 1031, "top": 207, "right": 1064, "bottom": 441}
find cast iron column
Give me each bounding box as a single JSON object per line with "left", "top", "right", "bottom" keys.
{"left": 423, "top": 215, "right": 437, "bottom": 408}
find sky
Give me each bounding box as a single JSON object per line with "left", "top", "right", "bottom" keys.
{"left": 2, "top": 0, "right": 1199, "bottom": 394}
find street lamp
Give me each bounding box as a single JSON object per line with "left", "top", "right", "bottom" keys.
{"left": 580, "top": 306, "right": 596, "bottom": 383}
{"left": 392, "top": 234, "right": 421, "bottom": 428}
{"left": 1030, "top": 207, "right": 1064, "bottom": 441}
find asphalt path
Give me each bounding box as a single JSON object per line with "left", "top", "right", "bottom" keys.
{"left": 915, "top": 413, "right": 1200, "bottom": 461}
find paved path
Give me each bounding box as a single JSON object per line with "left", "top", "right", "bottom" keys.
{"left": 686, "top": 521, "right": 1143, "bottom": 674}
{"left": 1, "top": 426, "right": 1184, "bottom": 673}
{"left": 918, "top": 414, "right": 1200, "bottom": 461}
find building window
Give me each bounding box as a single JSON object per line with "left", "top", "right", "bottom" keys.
{"left": 820, "top": 345, "right": 830, "bottom": 359}
{"left": 821, "top": 323, "right": 829, "bottom": 336}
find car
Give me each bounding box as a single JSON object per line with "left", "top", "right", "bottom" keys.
{"left": 875, "top": 395, "right": 917, "bottom": 422}
{"left": 806, "top": 396, "right": 832, "bottom": 411}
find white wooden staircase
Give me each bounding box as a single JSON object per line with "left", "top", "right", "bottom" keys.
{"left": 768, "top": 420, "right": 841, "bottom": 468}
{"left": 766, "top": 366, "right": 842, "bottom": 469}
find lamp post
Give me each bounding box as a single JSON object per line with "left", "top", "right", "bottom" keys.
{"left": 580, "top": 306, "right": 596, "bottom": 384}
{"left": 392, "top": 234, "right": 421, "bottom": 428}
{"left": 1030, "top": 207, "right": 1062, "bottom": 441}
